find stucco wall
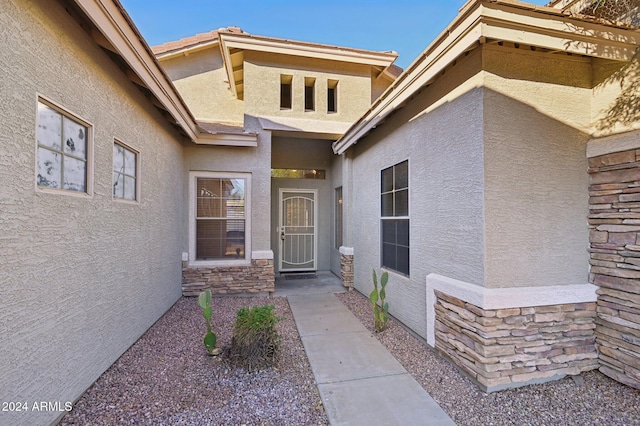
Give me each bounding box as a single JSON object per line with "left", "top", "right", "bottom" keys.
{"left": 182, "top": 121, "right": 272, "bottom": 256}
{"left": 243, "top": 52, "right": 374, "bottom": 124}
{"left": 160, "top": 48, "right": 244, "bottom": 124}
{"left": 350, "top": 62, "right": 486, "bottom": 338}
{"left": 330, "top": 154, "right": 344, "bottom": 276}
{"left": 0, "top": 1, "right": 184, "bottom": 424}
{"left": 482, "top": 48, "right": 591, "bottom": 289}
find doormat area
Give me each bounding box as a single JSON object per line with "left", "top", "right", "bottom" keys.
{"left": 284, "top": 273, "right": 317, "bottom": 280}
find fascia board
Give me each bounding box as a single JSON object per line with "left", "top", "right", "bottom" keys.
{"left": 333, "top": 6, "right": 485, "bottom": 155}
{"left": 76, "top": 0, "right": 199, "bottom": 140}
{"left": 155, "top": 40, "right": 220, "bottom": 61}
{"left": 219, "top": 33, "right": 398, "bottom": 67}
{"left": 195, "top": 133, "right": 258, "bottom": 147}
{"left": 482, "top": 4, "right": 639, "bottom": 60}
{"left": 218, "top": 34, "right": 239, "bottom": 98}
{"left": 334, "top": 0, "right": 640, "bottom": 154}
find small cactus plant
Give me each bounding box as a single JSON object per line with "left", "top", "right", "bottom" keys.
{"left": 198, "top": 290, "right": 218, "bottom": 355}
{"left": 370, "top": 269, "right": 389, "bottom": 332}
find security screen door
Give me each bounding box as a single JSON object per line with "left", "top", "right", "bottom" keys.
{"left": 279, "top": 189, "right": 317, "bottom": 272}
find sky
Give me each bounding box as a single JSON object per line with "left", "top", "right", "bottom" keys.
{"left": 120, "top": 0, "right": 549, "bottom": 69}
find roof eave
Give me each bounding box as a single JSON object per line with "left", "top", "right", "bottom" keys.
{"left": 333, "top": 0, "right": 640, "bottom": 155}
{"left": 75, "top": 0, "right": 200, "bottom": 141}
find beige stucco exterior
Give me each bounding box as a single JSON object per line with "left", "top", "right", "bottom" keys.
{"left": 160, "top": 47, "right": 244, "bottom": 124}
{"left": 0, "top": 0, "right": 185, "bottom": 424}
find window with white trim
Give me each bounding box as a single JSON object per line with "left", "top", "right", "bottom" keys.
{"left": 381, "top": 160, "right": 409, "bottom": 275}
{"left": 36, "top": 100, "right": 90, "bottom": 193}
{"left": 191, "top": 173, "right": 250, "bottom": 262}
{"left": 113, "top": 142, "right": 138, "bottom": 201}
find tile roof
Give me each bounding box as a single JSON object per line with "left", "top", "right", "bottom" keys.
{"left": 151, "top": 26, "right": 244, "bottom": 55}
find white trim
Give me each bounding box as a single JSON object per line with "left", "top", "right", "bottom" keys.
{"left": 339, "top": 246, "right": 354, "bottom": 256}
{"left": 425, "top": 273, "right": 598, "bottom": 347}
{"left": 35, "top": 95, "right": 94, "bottom": 198}
{"left": 252, "top": 250, "right": 274, "bottom": 260}
{"left": 195, "top": 133, "right": 258, "bottom": 147}
{"left": 586, "top": 129, "right": 640, "bottom": 158}
{"left": 188, "top": 171, "right": 252, "bottom": 267}
{"left": 112, "top": 139, "right": 140, "bottom": 203}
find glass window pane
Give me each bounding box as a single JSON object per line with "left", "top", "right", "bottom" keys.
{"left": 124, "top": 176, "right": 136, "bottom": 200}
{"left": 397, "top": 246, "right": 410, "bottom": 275}
{"left": 113, "top": 172, "right": 124, "bottom": 198}
{"left": 63, "top": 116, "right": 87, "bottom": 158}
{"left": 382, "top": 243, "right": 396, "bottom": 271}
{"left": 382, "top": 220, "right": 396, "bottom": 244}
{"left": 124, "top": 148, "right": 136, "bottom": 176}
{"left": 397, "top": 219, "right": 410, "bottom": 246}
{"left": 37, "top": 104, "right": 62, "bottom": 150}
{"left": 229, "top": 179, "right": 245, "bottom": 200}
{"left": 37, "top": 147, "right": 62, "bottom": 188}
{"left": 381, "top": 167, "right": 393, "bottom": 193}
{"left": 381, "top": 193, "right": 393, "bottom": 216}
{"left": 395, "top": 160, "right": 408, "bottom": 190}
{"left": 63, "top": 156, "right": 86, "bottom": 192}
{"left": 395, "top": 189, "right": 408, "bottom": 216}
{"left": 113, "top": 144, "right": 124, "bottom": 174}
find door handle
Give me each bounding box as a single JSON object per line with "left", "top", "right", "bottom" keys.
{"left": 280, "top": 230, "right": 285, "bottom": 241}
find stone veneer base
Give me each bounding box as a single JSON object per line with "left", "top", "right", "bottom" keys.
{"left": 427, "top": 274, "right": 599, "bottom": 392}
{"left": 182, "top": 254, "right": 275, "bottom": 296}
{"left": 339, "top": 246, "right": 354, "bottom": 288}
{"left": 588, "top": 146, "right": 640, "bottom": 390}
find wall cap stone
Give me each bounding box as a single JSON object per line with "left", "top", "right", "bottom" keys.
{"left": 339, "top": 246, "right": 354, "bottom": 256}
{"left": 587, "top": 129, "right": 640, "bottom": 158}
{"left": 426, "top": 273, "right": 598, "bottom": 347}
{"left": 252, "top": 250, "right": 274, "bottom": 260}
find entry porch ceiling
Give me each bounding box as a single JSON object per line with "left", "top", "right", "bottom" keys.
{"left": 333, "top": 0, "right": 640, "bottom": 155}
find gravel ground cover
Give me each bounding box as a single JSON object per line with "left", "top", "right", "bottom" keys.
{"left": 337, "top": 290, "right": 640, "bottom": 426}
{"left": 60, "top": 296, "right": 328, "bottom": 425}
{"left": 62, "top": 291, "right": 640, "bottom": 426}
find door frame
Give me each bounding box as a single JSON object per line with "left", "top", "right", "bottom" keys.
{"left": 278, "top": 188, "right": 318, "bottom": 272}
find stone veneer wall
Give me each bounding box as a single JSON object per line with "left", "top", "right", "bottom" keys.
{"left": 588, "top": 148, "right": 640, "bottom": 389}
{"left": 434, "top": 290, "right": 599, "bottom": 392}
{"left": 182, "top": 259, "right": 275, "bottom": 296}
{"left": 340, "top": 253, "right": 354, "bottom": 288}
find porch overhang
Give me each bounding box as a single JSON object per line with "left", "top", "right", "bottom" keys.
{"left": 333, "top": 0, "right": 640, "bottom": 155}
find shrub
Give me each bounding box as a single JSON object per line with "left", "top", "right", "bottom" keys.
{"left": 198, "top": 290, "right": 218, "bottom": 355}
{"left": 370, "top": 269, "right": 389, "bottom": 332}
{"left": 229, "top": 304, "right": 282, "bottom": 371}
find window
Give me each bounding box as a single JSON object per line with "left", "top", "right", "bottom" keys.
{"left": 191, "top": 173, "right": 250, "bottom": 263}
{"left": 36, "top": 100, "right": 90, "bottom": 193}
{"left": 113, "top": 142, "right": 138, "bottom": 201}
{"left": 304, "top": 77, "right": 315, "bottom": 111}
{"left": 335, "top": 187, "right": 343, "bottom": 249}
{"left": 271, "top": 168, "right": 325, "bottom": 179}
{"left": 381, "top": 160, "right": 409, "bottom": 275}
{"left": 280, "top": 74, "right": 292, "bottom": 109}
{"left": 328, "top": 79, "right": 338, "bottom": 113}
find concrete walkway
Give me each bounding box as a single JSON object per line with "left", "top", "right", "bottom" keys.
{"left": 281, "top": 273, "right": 455, "bottom": 425}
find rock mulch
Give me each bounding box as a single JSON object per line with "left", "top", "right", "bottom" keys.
{"left": 337, "top": 290, "right": 640, "bottom": 426}
{"left": 60, "top": 297, "right": 328, "bottom": 425}
{"left": 61, "top": 291, "right": 640, "bottom": 425}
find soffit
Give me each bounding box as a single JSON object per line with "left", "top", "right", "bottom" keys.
{"left": 333, "top": 0, "right": 640, "bottom": 155}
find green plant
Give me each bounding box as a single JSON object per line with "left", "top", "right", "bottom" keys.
{"left": 369, "top": 269, "right": 389, "bottom": 332}
{"left": 230, "top": 304, "right": 282, "bottom": 371}
{"left": 198, "top": 290, "right": 218, "bottom": 355}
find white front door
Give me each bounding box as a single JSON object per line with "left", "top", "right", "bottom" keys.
{"left": 279, "top": 189, "right": 317, "bottom": 272}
